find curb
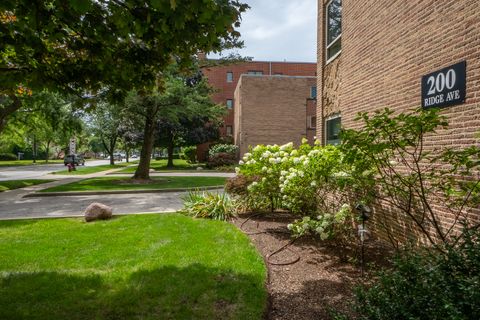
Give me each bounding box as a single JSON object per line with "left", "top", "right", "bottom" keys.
{"left": 23, "top": 186, "right": 225, "bottom": 198}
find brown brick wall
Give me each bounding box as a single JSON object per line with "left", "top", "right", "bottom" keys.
{"left": 202, "top": 61, "right": 317, "bottom": 136}
{"left": 234, "top": 75, "right": 317, "bottom": 157}
{"left": 317, "top": 0, "right": 480, "bottom": 243}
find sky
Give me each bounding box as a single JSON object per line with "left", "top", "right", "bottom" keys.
{"left": 209, "top": 0, "right": 318, "bottom": 63}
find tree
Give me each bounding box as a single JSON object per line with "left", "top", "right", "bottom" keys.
{"left": 155, "top": 77, "right": 224, "bottom": 168}
{"left": 90, "top": 103, "right": 123, "bottom": 165}
{"left": 0, "top": 0, "right": 249, "bottom": 134}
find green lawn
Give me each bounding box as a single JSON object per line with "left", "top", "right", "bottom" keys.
{"left": 0, "top": 160, "right": 64, "bottom": 167}
{"left": 117, "top": 159, "right": 206, "bottom": 173}
{"left": 52, "top": 163, "right": 131, "bottom": 175}
{"left": 41, "top": 176, "right": 226, "bottom": 192}
{"left": 0, "top": 214, "right": 267, "bottom": 319}
{"left": 0, "top": 179, "right": 54, "bottom": 192}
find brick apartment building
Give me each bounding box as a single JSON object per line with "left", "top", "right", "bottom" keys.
{"left": 199, "top": 61, "right": 316, "bottom": 159}
{"left": 317, "top": 0, "right": 480, "bottom": 240}
{"left": 234, "top": 75, "right": 317, "bottom": 157}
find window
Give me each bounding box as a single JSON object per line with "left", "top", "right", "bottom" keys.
{"left": 226, "top": 99, "right": 233, "bottom": 109}
{"left": 247, "top": 70, "right": 263, "bottom": 76}
{"left": 326, "top": 0, "right": 342, "bottom": 62}
{"left": 310, "top": 86, "right": 317, "bottom": 99}
{"left": 308, "top": 116, "right": 317, "bottom": 129}
{"left": 325, "top": 115, "right": 341, "bottom": 145}
{"left": 226, "top": 72, "right": 233, "bottom": 82}
{"left": 226, "top": 125, "right": 233, "bottom": 136}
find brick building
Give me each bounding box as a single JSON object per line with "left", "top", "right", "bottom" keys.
{"left": 234, "top": 75, "right": 317, "bottom": 157}
{"left": 317, "top": 0, "right": 480, "bottom": 241}
{"left": 198, "top": 61, "right": 316, "bottom": 160}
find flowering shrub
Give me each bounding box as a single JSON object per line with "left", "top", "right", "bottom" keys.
{"left": 208, "top": 144, "right": 238, "bottom": 158}
{"left": 233, "top": 139, "right": 372, "bottom": 242}
{"left": 236, "top": 142, "right": 297, "bottom": 211}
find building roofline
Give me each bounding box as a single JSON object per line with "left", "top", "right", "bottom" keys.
{"left": 204, "top": 58, "right": 316, "bottom": 65}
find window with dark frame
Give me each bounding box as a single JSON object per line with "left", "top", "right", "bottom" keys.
{"left": 226, "top": 125, "right": 233, "bottom": 136}
{"left": 247, "top": 70, "right": 263, "bottom": 76}
{"left": 325, "top": 116, "right": 341, "bottom": 145}
{"left": 226, "top": 99, "right": 233, "bottom": 109}
{"left": 226, "top": 72, "right": 233, "bottom": 82}
{"left": 310, "top": 86, "right": 317, "bottom": 99}
{"left": 326, "top": 0, "right": 342, "bottom": 62}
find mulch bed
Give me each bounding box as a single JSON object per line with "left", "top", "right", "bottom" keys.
{"left": 233, "top": 212, "right": 391, "bottom": 320}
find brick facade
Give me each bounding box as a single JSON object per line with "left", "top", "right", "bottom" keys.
{"left": 234, "top": 75, "right": 317, "bottom": 157}
{"left": 317, "top": 0, "right": 480, "bottom": 243}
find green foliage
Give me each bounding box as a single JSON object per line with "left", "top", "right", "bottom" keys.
{"left": 351, "top": 227, "right": 480, "bottom": 320}
{"left": 341, "top": 107, "right": 480, "bottom": 247}
{"left": 182, "top": 146, "right": 197, "bottom": 163}
{"left": 208, "top": 144, "right": 239, "bottom": 158}
{"left": 0, "top": 152, "right": 16, "bottom": 160}
{"left": 182, "top": 190, "right": 236, "bottom": 221}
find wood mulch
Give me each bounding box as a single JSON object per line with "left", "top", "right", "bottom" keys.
{"left": 233, "top": 212, "right": 391, "bottom": 320}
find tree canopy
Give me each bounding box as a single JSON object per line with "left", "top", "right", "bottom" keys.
{"left": 0, "top": 0, "right": 248, "bottom": 132}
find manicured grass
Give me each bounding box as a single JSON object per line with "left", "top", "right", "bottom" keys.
{"left": 0, "top": 179, "right": 54, "bottom": 192}
{"left": 52, "top": 163, "right": 131, "bottom": 175}
{"left": 0, "top": 160, "right": 64, "bottom": 167}
{"left": 41, "top": 176, "right": 226, "bottom": 192}
{"left": 0, "top": 214, "right": 267, "bottom": 319}
{"left": 117, "top": 159, "right": 206, "bottom": 173}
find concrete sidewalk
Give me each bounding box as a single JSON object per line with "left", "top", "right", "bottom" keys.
{"left": 0, "top": 168, "right": 231, "bottom": 220}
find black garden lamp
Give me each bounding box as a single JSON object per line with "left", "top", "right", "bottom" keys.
{"left": 355, "top": 203, "right": 372, "bottom": 277}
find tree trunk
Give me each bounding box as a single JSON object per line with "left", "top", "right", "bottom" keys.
{"left": 102, "top": 138, "right": 115, "bottom": 166}
{"left": 0, "top": 94, "right": 22, "bottom": 136}
{"left": 125, "top": 147, "right": 130, "bottom": 163}
{"left": 45, "top": 141, "right": 51, "bottom": 163}
{"left": 110, "top": 138, "right": 116, "bottom": 165}
{"left": 167, "top": 139, "right": 175, "bottom": 168}
{"left": 134, "top": 115, "right": 156, "bottom": 180}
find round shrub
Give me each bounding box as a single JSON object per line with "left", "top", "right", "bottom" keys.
{"left": 208, "top": 144, "right": 238, "bottom": 158}
{"left": 0, "top": 153, "right": 17, "bottom": 161}
{"left": 182, "top": 146, "right": 197, "bottom": 163}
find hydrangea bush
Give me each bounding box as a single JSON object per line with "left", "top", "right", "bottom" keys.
{"left": 234, "top": 139, "right": 373, "bottom": 241}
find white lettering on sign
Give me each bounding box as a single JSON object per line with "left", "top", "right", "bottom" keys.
{"left": 427, "top": 68, "right": 457, "bottom": 96}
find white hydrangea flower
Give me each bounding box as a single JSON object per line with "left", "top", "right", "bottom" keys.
{"left": 300, "top": 155, "right": 307, "bottom": 161}
{"left": 283, "top": 195, "right": 288, "bottom": 200}
{"left": 239, "top": 160, "right": 244, "bottom": 165}
{"left": 303, "top": 160, "right": 309, "bottom": 166}
{"left": 290, "top": 150, "right": 298, "bottom": 156}
{"left": 310, "top": 181, "right": 317, "bottom": 187}
{"left": 253, "top": 145, "right": 262, "bottom": 151}
{"left": 243, "top": 153, "right": 252, "bottom": 160}
{"left": 281, "top": 170, "right": 288, "bottom": 175}
{"left": 293, "top": 157, "right": 300, "bottom": 164}
{"left": 320, "top": 232, "right": 329, "bottom": 240}
{"left": 262, "top": 166, "right": 268, "bottom": 172}
{"left": 287, "top": 223, "right": 293, "bottom": 230}
{"left": 268, "top": 158, "right": 275, "bottom": 164}
{"left": 267, "top": 168, "right": 273, "bottom": 173}
{"left": 262, "top": 177, "right": 267, "bottom": 182}
{"left": 282, "top": 157, "right": 289, "bottom": 163}
{"left": 298, "top": 171, "right": 304, "bottom": 177}
{"left": 235, "top": 167, "right": 240, "bottom": 173}
{"left": 280, "top": 187, "right": 285, "bottom": 193}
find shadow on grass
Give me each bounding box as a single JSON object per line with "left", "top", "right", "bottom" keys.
{"left": 0, "top": 264, "right": 266, "bottom": 320}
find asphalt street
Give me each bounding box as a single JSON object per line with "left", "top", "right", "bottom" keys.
{"left": 0, "top": 159, "right": 111, "bottom": 181}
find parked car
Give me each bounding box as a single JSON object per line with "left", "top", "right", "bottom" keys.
{"left": 64, "top": 154, "right": 85, "bottom": 166}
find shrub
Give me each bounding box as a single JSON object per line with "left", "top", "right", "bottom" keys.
{"left": 207, "top": 152, "right": 236, "bottom": 168}
{"left": 208, "top": 144, "right": 238, "bottom": 158}
{"left": 0, "top": 153, "right": 17, "bottom": 161}
{"left": 181, "top": 190, "right": 236, "bottom": 221}
{"left": 182, "top": 146, "right": 197, "bottom": 163}
{"left": 350, "top": 227, "right": 480, "bottom": 320}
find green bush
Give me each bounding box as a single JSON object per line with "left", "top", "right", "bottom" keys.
{"left": 208, "top": 144, "right": 238, "bottom": 158}
{"left": 0, "top": 153, "right": 17, "bottom": 161}
{"left": 182, "top": 146, "right": 197, "bottom": 163}
{"left": 351, "top": 227, "right": 480, "bottom": 320}
{"left": 181, "top": 190, "right": 236, "bottom": 221}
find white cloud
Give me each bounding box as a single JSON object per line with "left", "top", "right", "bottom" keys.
{"left": 209, "top": 0, "right": 317, "bottom": 62}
